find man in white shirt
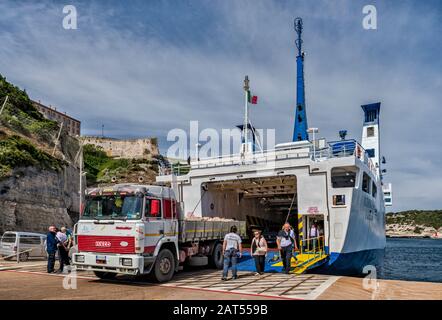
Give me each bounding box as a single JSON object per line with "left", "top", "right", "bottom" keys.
{"left": 56, "top": 228, "right": 70, "bottom": 273}
{"left": 222, "top": 225, "right": 243, "bottom": 280}
{"left": 309, "top": 222, "right": 320, "bottom": 251}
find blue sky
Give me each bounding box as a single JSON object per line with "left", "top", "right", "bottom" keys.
{"left": 0, "top": 0, "right": 441, "bottom": 211}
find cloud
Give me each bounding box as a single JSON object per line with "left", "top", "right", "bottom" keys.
{"left": 0, "top": 0, "right": 440, "bottom": 211}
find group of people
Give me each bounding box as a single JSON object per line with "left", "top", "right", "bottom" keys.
{"left": 46, "top": 225, "right": 73, "bottom": 274}
{"left": 221, "top": 222, "right": 300, "bottom": 280}
{"left": 44, "top": 222, "right": 318, "bottom": 277}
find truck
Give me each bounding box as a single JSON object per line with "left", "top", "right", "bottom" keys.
{"left": 73, "top": 184, "right": 246, "bottom": 282}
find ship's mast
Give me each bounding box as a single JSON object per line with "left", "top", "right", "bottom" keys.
{"left": 242, "top": 75, "right": 251, "bottom": 154}
{"left": 292, "top": 17, "right": 309, "bottom": 141}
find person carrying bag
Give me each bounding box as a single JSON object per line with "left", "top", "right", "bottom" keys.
{"left": 251, "top": 230, "right": 268, "bottom": 275}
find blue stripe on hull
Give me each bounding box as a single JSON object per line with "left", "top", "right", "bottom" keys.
{"left": 235, "top": 251, "right": 284, "bottom": 273}
{"left": 226, "top": 249, "right": 384, "bottom": 275}
{"left": 313, "top": 248, "right": 385, "bottom": 276}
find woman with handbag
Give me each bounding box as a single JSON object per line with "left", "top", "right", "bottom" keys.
{"left": 251, "top": 230, "right": 268, "bottom": 275}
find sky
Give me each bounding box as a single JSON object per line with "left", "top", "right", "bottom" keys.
{"left": 0, "top": 0, "right": 441, "bottom": 211}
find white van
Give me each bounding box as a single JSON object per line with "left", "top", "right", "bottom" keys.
{"left": 0, "top": 231, "right": 47, "bottom": 261}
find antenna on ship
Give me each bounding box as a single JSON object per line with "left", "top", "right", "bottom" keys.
{"left": 243, "top": 75, "right": 250, "bottom": 154}
{"left": 292, "top": 17, "right": 309, "bottom": 142}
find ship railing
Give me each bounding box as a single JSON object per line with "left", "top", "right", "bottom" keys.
{"left": 158, "top": 140, "right": 377, "bottom": 177}
{"left": 158, "top": 162, "right": 191, "bottom": 176}
{"left": 157, "top": 147, "right": 311, "bottom": 175}
{"left": 299, "top": 235, "right": 326, "bottom": 260}
{"left": 188, "top": 146, "right": 311, "bottom": 171}
{"left": 326, "top": 140, "right": 377, "bottom": 177}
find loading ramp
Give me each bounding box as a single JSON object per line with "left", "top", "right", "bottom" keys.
{"left": 272, "top": 236, "right": 328, "bottom": 274}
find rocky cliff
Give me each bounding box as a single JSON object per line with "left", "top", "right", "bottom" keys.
{"left": 0, "top": 75, "right": 81, "bottom": 234}
{"left": 0, "top": 166, "right": 79, "bottom": 234}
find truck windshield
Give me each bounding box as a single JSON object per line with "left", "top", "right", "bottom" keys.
{"left": 82, "top": 195, "right": 143, "bottom": 220}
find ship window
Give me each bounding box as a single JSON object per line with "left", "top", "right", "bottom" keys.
{"left": 366, "top": 149, "right": 375, "bottom": 158}
{"left": 333, "top": 195, "right": 346, "bottom": 206}
{"left": 331, "top": 166, "right": 358, "bottom": 188}
{"left": 372, "top": 182, "right": 377, "bottom": 198}
{"left": 362, "top": 172, "right": 370, "bottom": 193}
{"left": 367, "top": 126, "right": 375, "bottom": 137}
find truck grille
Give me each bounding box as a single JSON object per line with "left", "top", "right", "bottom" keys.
{"left": 77, "top": 235, "right": 135, "bottom": 254}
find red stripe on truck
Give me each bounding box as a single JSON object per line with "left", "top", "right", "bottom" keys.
{"left": 77, "top": 235, "right": 135, "bottom": 254}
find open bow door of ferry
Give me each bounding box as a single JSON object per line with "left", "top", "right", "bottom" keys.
{"left": 287, "top": 170, "right": 330, "bottom": 274}
{"left": 291, "top": 213, "right": 329, "bottom": 274}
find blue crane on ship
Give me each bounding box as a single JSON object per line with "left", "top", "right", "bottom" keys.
{"left": 292, "top": 17, "right": 309, "bottom": 142}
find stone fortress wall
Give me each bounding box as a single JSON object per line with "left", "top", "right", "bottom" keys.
{"left": 81, "top": 136, "right": 159, "bottom": 159}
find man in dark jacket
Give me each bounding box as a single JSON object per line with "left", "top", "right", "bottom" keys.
{"left": 277, "top": 223, "right": 298, "bottom": 274}
{"left": 46, "top": 225, "right": 58, "bottom": 273}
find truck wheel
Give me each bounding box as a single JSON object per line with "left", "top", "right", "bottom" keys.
{"left": 94, "top": 271, "right": 117, "bottom": 280}
{"left": 152, "top": 249, "right": 175, "bottom": 283}
{"left": 210, "top": 243, "right": 224, "bottom": 269}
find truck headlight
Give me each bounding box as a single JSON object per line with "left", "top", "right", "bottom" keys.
{"left": 121, "top": 258, "right": 132, "bottom": 266}
{"left": 75, "top": 255, "right": 85, "bottom": 263}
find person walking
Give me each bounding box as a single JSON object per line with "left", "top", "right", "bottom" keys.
{"left": 309, "top": 222, "right": 319, "bottom": 252}
{"left": 62, "top": 226, "right": 73, "bottom": 262}
{"left": 277, "top": 223, "right": 298, "bottom": 274}
{"left": 251, "top": 229, "right": 268, "bottom": 275}
{"left": 63, "top": 227, "right": 73, "bottom": 250}
{"left": 221, "top": 225, "right": 242, "bottom": 281}
{"left": 56, "top": 227, "right": 70, "bottom": 273}
{"left": 46, "top": 226, "right": 58, "bottom": 273}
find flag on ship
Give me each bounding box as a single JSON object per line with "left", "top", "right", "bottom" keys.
{"left": 247, "top": 90, "right": 258, "bottom": 104}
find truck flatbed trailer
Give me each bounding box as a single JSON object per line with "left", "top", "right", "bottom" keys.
{"left": 178, "top": 219, "right": 246, "bottom": 243}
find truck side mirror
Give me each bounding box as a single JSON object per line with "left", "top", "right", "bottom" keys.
{"left": 150, "top": 199, "right": 160, "bottom": 216}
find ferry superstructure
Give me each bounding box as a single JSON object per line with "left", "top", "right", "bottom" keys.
{"left": 157, "top": 18, "right": 389, "bottom": 275}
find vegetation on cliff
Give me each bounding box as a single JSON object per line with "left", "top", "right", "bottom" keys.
{"left": 83, "top": 144, "right": 162, "bottom": 186}
{"left": 0, "top": 134, "right": 64, "bottom": 179}
{"left": 0, "top": 75, "right": 79, "bottom": 184}
{"left": 386, "top": 210, "right": 442, "bottom": 230}
{"left": 0, "top": 75, "right": 71, "bottom": 180}
{"left": 0, "top": 74, "right": 59, "bottom": 144}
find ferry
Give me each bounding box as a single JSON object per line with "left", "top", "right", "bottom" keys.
{"left": 157, "top": 18, "right": 391, "bottom": 275}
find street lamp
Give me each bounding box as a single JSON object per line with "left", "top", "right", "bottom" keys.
{"left": 307, "top": 127, "right": 319, "bottom": 161}
{"left": 74, "top": 136, "right": 86, "bottom": 216}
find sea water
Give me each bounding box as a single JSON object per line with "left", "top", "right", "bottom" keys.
{"left": 381, "top": 238, "right": 442, "bottom": 283}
